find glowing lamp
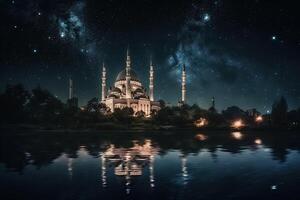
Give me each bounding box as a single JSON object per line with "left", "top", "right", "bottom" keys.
{"left": 231, "top": 119, "right": 244, "bottom": 129}
{"left": 255, "top": 116, "right": 263, "bottom": 123}
{"left": 194, "top": 118, "right": 208, "bottom": 127}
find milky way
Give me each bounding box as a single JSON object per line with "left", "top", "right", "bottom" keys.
{"left": 0, "top": 0, "right": 299, "bottom": 112}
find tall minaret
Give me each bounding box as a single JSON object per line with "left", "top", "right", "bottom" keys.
{"left": 125, "top": 47, "right": 131, "bottom": 99}
{"left": 181, "top": 64, "right": 186, "bottom": 104}
{"left": 101, "top": 62, "right": 106, "bottom": 102}
{"left": 69, "top": 78, "right": 73, "bottom": 99}
{"left": 149, "top": 57, "right": 154, "bottom": 101}
{"left": 211, "top": 96, "right": 215, "bottom": 108}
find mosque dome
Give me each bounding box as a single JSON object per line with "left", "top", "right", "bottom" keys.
{"left": 116, "top": 69, "right": 140, "bottom": 82}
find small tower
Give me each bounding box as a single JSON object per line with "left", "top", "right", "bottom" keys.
{"left": 149, "top": 56, "right": 154, "bottom": 101}
{"left": 125, "top": 47, "right": 132, "bottom": 99}
{"left": 211, "top": 96, "right": 215, "bottom": 108}
{"left": 181, "top": 64, "right": 186, "bottom": 104}
{"left": 69, "top": 78, "right": 73, "bottom": 99}
{"left": 67, "top": 78, "right": 78, "bottom": 108}
{"left": 208, "top": 96, "right": 217, "bottom": 113}
{"left": 101, "top": 62, "right": 106, "bottom": 102}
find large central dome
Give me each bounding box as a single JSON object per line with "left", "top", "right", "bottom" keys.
{"left": 115, "top": 69, "right": 140, "bottom": 82}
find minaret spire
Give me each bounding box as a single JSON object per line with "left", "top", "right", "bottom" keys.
{"left": 125, "top": 46, "right": 132, "bottom": 99}
{"left": 101, "top": 62, "right": 106, "bottom": 102}
{"left": 181, "top": 64, "right": 186, "bottom": 104}
{"left": 69, "top": 78, "right": 73, "bottom": 99}
{"left": 149, "top": 56, "right": 154, "bottom": 101}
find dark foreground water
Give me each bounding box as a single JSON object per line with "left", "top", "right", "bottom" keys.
{"left": 1, "top": 131, "right": 300, "bottom": 200}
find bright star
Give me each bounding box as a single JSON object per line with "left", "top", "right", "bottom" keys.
{"left": 203, "top": 13, "right": 210, "bottom": 22}
{"left": 60, "top": 32, "right": 65, "bottom": 38}
{"left": 272, "top": 36, "right": 277, "bottom": 40}
{"left": 38, "top": 12, "right": 42, "bottom": 16}
{"left": 33, "top": 49, "right": 37, "bottom": 53}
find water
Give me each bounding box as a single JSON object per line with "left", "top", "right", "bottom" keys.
{"left": 1, "top": 131, "right": 300, "bottom": 200}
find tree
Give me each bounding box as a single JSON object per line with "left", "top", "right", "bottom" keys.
{"left": 86, "top": 97, "right": 100, "bottom": 112}
{"left": 222, "top": 106, "right": 246, "bottom": 121}
{"left": 112, "top": 107, "right": 134, "bottom": 125}
{"left": 153, "top": 107, "right": 175, "bottom": 125}
{"left": 158, "top": 99, "right": 166, "bottom": 109}
{"left": 27, "top": 86, "right": 64, "bottom": 124}
{"left": 0, "top": 84, "right": 30, "bottom": 123}
{"left": 271, "top": 96, "right": 288, "bottom": 127}
{"left": 135, "top": 110, "right": 145, "bottom": 118}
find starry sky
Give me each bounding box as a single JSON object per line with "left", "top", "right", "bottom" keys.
{"left": 1, "top": 0, "right": 300, "bottom": 112}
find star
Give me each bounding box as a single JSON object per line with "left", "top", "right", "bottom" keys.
{"left": 60, "top": 32, "right": 66, "bottom": 38}
{"left": 37, "top": 12, "right": 42, "bottom": 16}
{"left": 33, "top": 49, "right": 38, "bottom": 53}
{"left": 272, "top": 35, "right": 277, "bottom": 40}
{"left": 203, "top": 13, "right": 210, "bottom": 22}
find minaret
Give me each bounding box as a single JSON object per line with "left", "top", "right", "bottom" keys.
{"left": 69, "top": 78, "right": 73, "bottom": 99}
{"left": 211, "top": 96, "right": 215, "bottom": 108}
{"left": 149, "top": 57, "right": 154, "bottom": 101}
{"left": 125, "top": 47, "right": 131, "bottom": 99}
{"left": 181, "top": 64, "right": 186, "bottom": 104}
{"left": 101, "top": 62, "right": 106, "bottom": 102}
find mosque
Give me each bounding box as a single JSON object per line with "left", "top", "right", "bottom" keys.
{"left": 99, "top": 48, "right": 187, "bottom": 116}
{"left": 67, "top": 47, "right": 187, "bottom": 115}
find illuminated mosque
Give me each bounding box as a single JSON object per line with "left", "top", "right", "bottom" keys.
{"left": 67, "top": 47, "right": 187, "bottom": 114}
{"left": 99, "top": 48, "right": 187, "bottom": 115}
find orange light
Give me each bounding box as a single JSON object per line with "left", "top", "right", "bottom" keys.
{"left": 255, "top": 116, "right": 263, "bottom": 123}
{"left": 231, "top": 119, "right": 244, "bottom": 129}
{"left": 255, "top": 139, "right": 262, "bottom": 145}
{"left": 232, "top": 132, "right": 243, "bottom": 140}
{"left": 195, "top": 134, "right": 208, "bottom": 141}
{"left": 194, "top": 118, "right": 208, "bottom": 127}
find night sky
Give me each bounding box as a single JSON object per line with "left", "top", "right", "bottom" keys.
{"left": 1, "top": 0, "right": 300, "bottom": 112}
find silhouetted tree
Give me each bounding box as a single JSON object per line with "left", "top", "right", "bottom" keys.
{"left": 135, "top": 110, "right": 145, "bottom": 118}
{"left": 271, "top": 96, "right": 288, "bottom": 127}
{"left": 158, "top": 99, "right": 166, "bottom": 109}
{"left": 0, "top": 84, "right": 30, "bottom": 123}
{"left": 27, "top": 86, "right": 64, "bottom": 124}
{"left": 112, "top": 107, "right": 134, "bottom": 125}
{"left": 86, "top": 97, "right": 100, "bottom": 112}
{"left": 153, "top": 107, "right": 175, "bottom": 125}
{"left": 222, "top": 106, "right": 246, "bottom": 121}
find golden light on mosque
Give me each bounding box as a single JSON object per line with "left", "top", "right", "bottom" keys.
{"left": 194, "top": 118, "right": 208, "bottom": 127}
{"left": 231, "top": 119, "right": 245, "bottom": 129}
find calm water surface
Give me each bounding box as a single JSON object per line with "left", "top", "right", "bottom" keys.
{"left": 1, "top": 131, "right": 300, "bottom": 200}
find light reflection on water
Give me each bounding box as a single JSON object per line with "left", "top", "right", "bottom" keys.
{"left": 1, "top": 131, "right": 300, "bottom": 200}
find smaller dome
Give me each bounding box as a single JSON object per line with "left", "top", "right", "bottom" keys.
{"left": 111, "top": 87, "right": 121, "bottom": 93}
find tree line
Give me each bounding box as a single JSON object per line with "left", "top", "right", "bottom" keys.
{"left": 0, "top": 84, "right": 299, "bottom": 129}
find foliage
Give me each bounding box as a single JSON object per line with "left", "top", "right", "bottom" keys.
{"left": 0, "top": 84, "right": 299, "bottom": 130}
{"left": 271, "top": 96, "right": 288, "bottom": 127}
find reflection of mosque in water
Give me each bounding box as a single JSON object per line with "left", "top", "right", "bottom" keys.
{"left": 100, "top": 140, "right": 158, "bottom": 193}
{"left": 96, "top": 140, "right": 191, "bottom": 194}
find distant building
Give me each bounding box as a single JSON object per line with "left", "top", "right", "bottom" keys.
{"left": 100, "top": 48, "right": 160, "bottom": 116}
{"left": 208, "top": 96, "right": 217, "bottom": 113}
{"left": 246, "top": 108, "right": 260, "bottom": 118}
